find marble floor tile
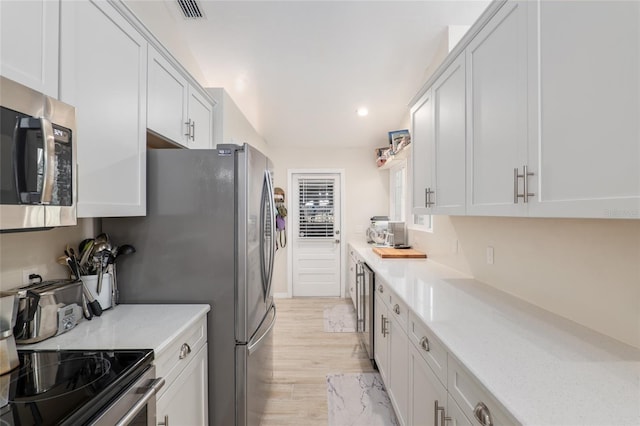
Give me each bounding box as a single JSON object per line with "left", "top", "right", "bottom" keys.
{"left": 323, "top": 303, "right": 357, "bottom": 332}
{"left": 326, "top": 372, "right": 399, "bottom": 426}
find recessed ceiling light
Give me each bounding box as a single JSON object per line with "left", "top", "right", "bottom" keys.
{"left": 357, "top": 107, "right": 369, "bottom": 117}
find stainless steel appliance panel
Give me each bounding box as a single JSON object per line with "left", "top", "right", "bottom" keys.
{"left": 359, "top": 263, "right": 375, "bottom": 365}
{"left": 103, "top": 144, "right": 275, "bottom": 426}
{"left": 236, "top": 304, "right": 275, "bottom": 426}
{"left": 0, "top": 76, "right": 76, "bottom": 231}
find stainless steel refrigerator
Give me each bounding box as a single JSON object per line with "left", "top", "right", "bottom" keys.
{"left": 103, "top": 144, "right": 276, "bottom": 426}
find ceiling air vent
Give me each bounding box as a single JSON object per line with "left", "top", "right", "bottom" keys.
{"left": 177, "top": 0, "right": 204, "bottom": 19}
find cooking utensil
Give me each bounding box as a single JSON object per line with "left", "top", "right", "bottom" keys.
{"left": 110, "top": 244, "right": 136, "bottom": 307}
{"left": 66, "top": 258, "right": 102, "bottom": 318}
{"left": 79, "top": 239, "right": 94, "bottom": 274}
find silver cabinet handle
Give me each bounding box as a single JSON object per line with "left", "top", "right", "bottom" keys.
{"left": 335, "top": 239, "right": 341, "bottom": 244}
{"left": 420, "top": 336, "right": 430, "bottom": 352}
{"left": 425, "top": 187, "right": 435, "bottom": 207}
{"left": 474, "top": 402, "right": 494, "bottom": 426}
{"left": 434, "top": 400, "right": 451, "bottom": 426}
{"left": 513, "top": 168, "right": 519, "bottom": 204}
{"left": 158, "top": 415, "right": 169, "bottom": 426}
{"left": 378, "top": 285, "right": 384, "bottom": 293}
{"left": 179, "top": 343, "right": 192, "bottom": 359}
{"left": 381, "top": 315, "right": 389, "bottom": 337}
{"left": 185, "top": 118, "right": 192, "bottom": 137}
{"left": 514, "top": 166, "right": 535, "bottom": 203}
{"left": 115, "top": 377, "right": 165, "bottom": 426}
{"left": 190, "top": 120, "right": 195, "bottom": 140}
{"left": 393, "top": 303, "right": 400, "bottom": 315}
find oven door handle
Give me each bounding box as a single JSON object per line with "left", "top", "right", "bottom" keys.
{"left": 115, "top": 377, "right": 165, "bottom": 426}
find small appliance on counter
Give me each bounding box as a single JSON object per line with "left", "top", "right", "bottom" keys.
{"left": 366, "top": 216, "right": 389, "bottom": 244}
{"left": 0, "top": 292, "right": 19, "bottom": 375}
{"left": 12, "top": 279, "right": 84, "bottom": 344}
{"left": 388, "top": 221, "right": 407, "bottom": 246}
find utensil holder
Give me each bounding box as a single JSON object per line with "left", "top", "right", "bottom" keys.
{"left": 81, "top": 273, "right": 112, "bottom": 310}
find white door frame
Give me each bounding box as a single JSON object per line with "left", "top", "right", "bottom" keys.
{"left": 287, "top": 168, "right": 347, "bottom": 298}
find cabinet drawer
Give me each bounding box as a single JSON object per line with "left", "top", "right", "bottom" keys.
{"left": 155, "top": 317, "right": 207, "bottom": 398}
{"left": 448, "top": 355, "right": 520, "bottom": 426}
{"left": 375, "top": 278, "right": 392, "bottom": 307}
{"left": 408, "top": 311, "right": 447, "bottom": 385}
{"left": 388, "top": 291, "right": 409, "bottom": 331}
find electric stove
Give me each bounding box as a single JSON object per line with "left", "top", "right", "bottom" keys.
{"left": 0, "top": 349, "right": 153, "bottom": 425}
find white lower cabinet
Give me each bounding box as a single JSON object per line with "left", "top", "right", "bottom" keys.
{"left": 387, "top": 312, "right": 409, "bottom": 425}
{"left": 154, "top": 316, "right": 209, "bottom": 426}
{"left": 408, "top": 342, "right": 448, "bottom": 426}
{"left": 374, "top": 292, "right": 389, "bottom": 383}
{"left": 375, "top": 286, "right": 519, "bottom": 426}
{"left": 157, "top": 344, "right": 208, "bottom": 426}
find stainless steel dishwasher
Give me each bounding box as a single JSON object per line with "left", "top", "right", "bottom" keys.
{"left": 356, "top": 260, "right": 375, "bottom": 366}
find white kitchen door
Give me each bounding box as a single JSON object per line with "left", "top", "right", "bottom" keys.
{"left": 291, "top": 173, "right": 342, "bottom": 297}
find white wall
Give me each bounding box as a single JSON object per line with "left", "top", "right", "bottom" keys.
{"left": 270, "top": 146, "right": 389, "bottom": 295}
{"left": 0, "top": 219, "right": 98, "bottom": 291}
{"left": 207, "top": 88, "right": 270, "bottom": 157}
{"left": 408, "top": 217, "right": 640, "bottom": 349}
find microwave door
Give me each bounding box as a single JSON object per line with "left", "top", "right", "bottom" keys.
{"left": 0, "top": 108, "right": 45, "bottom": 230}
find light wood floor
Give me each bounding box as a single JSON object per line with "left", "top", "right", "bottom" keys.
{"left": 260, "top": 298, "right": 376, "bottom": 426}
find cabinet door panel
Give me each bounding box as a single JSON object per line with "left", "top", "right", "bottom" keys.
{"left": 529, "top": 0, "right": 640, "bottom": 218}
{"left": 0, "top": 0, "right": 59, "bottom": 97}
{"left": 388, "top": 315, "right": 409, "bottom": 425}
{"left": 466, "top": 1, "right": 528, "bottom": 216}
{"left": 148, "top": 47, "right": 189, "bottom": 146}
{"left": 157, "top": 345, "right": 209, "bottom": 426}
{"left": 60, "top": 0, "right": 147, "bottom": 217}
{"left": 188, "top": 88, "right": 213, "bottom": 149}
{"left": 374, "top": 294, "right": 389, "bottom": 382}
{"left": 433, "top": 54, "right": 466, "bottom": 215}
{"left": 408, "top": 343, "right": 447, "bottom": 426}
{"left": 411, "top": 90, "right": 435, "bottom": 214}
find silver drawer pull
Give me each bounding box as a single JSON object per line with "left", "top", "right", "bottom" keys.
{"left": 420, "top": 336, "right": 430, "bottom": 352}
{"left": 179, "top": 343, "right": 192, "bottom": 359}
{"left": 393, "top": 303, "right": 400, "bottom": 315}
{"left": 474, "top": 402, "right": 493, "bottom": 426}
{"left": 158, "top": 415, "right": 169, "bottom": 426}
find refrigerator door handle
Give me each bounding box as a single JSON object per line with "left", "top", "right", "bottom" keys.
{"left": 248, "top": 305, "right": 277, "bottom": 355}
{"left": 264, "top": 170, "right": 276, "bottom": 300}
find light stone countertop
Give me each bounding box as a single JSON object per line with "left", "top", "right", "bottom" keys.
{"left": 21, "top": 304, "right": 210, "bottom": 355}
{"left": 350, "top": 241, "right": 640, "bottom": 426}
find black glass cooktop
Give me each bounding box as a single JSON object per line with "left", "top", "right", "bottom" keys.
{"left": 0, "top": 349, "right": 153, "bottom": 426}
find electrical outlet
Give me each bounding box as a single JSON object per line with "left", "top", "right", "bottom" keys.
{"left": 22, "top": 267, "right": 39, "bottom": 284}
{"left": 486, "top": 246, "right": 494, "bottom": 265}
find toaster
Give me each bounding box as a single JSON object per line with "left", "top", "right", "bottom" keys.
{"left": 13, "top": 279, "right": 84, "bottom": 344}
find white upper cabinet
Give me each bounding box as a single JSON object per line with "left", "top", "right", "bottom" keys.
{"left": 148, "top": 46, "right": 213, "bottom": 149}
{"left": 528, "top": 0, "right": 640, "bottom": 219}
{"left": 148, "top": 47, "right": 189, "bottom": 145}
{"left": 432, "top": 53, "right": 467, "bottom": 215}
{"left": 60, "top": 0, "right": 147, "bottom": 217}
{"left": 187, "top": 88, "right": 214, "bottom": 149}
{"left": 0, "top": 0, "right": 59, "bottom": 97}
{"left": 465, "top": 1, "right": 529, "bottom": 217}
{"left": 411, "top": 90, "right": 435, "bottom": 215}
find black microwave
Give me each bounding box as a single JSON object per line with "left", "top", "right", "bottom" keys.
{"left": 0, "top": 76, "right": 77, "bottom": 231}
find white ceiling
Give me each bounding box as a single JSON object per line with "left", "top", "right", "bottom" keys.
{"left": 125, "top": 0, "right": 489, "bottom": 148}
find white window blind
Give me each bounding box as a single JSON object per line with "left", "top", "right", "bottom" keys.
{"left": 298, "top": 178, "right": 335, "bottom": 238}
